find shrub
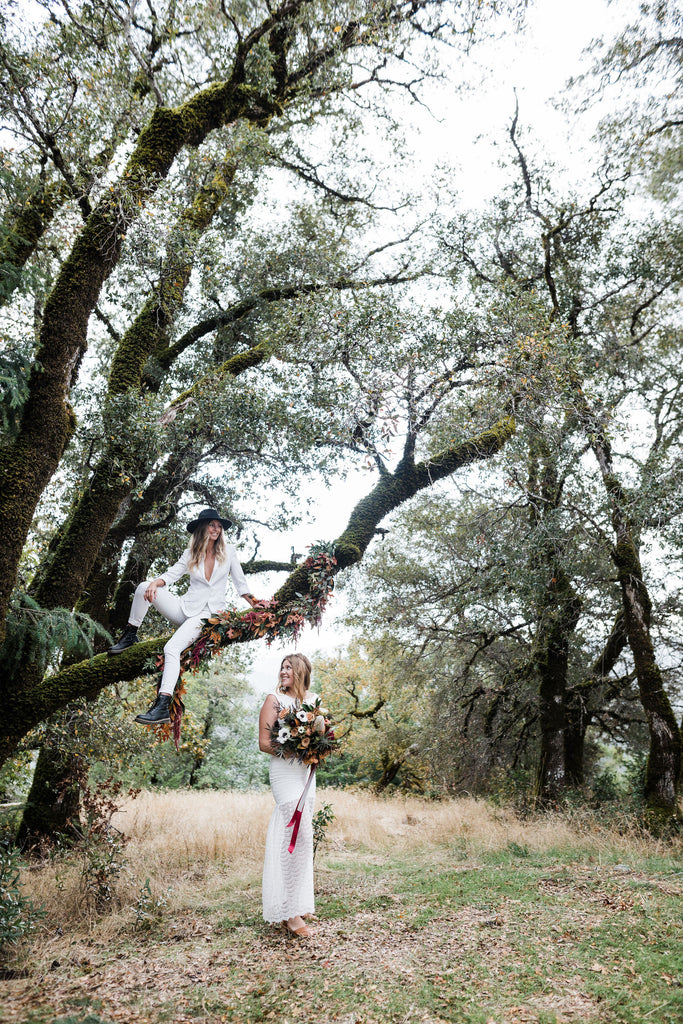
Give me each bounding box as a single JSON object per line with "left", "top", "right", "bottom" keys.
{"left": 590, "top": 766, "right": 623, "bottom": 804}
{"left": 312, "top": 801, "right": 335, "bottom": 859}
{"left": 133, "top": 878, "right": 170, "bottom": 931}
{"left": 0, "top": 840, "right": 45, "bottom": 959}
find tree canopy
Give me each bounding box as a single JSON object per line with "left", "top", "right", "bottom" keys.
{"left": 0, "top": 0, "right": 524, "bottom": 780}
{"left": 1, "top": 0, "right": 682, "bottom": 834}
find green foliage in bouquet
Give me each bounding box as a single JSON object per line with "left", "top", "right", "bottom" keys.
{"left": 270, "top": 696, "right": 340, "bottom": 768}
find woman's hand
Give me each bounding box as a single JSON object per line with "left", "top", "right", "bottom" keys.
{"left": 144, "top": 578, "right": 165, "bottom": 603}
{"left": 244, "top": 593, "right": 260, "bottom": 607}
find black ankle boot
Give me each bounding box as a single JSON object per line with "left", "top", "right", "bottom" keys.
{"left": 108, "top": 625, "right": 139, "bottom": 655}
{"left": 134, "top": 693, "right": 172, "bottom": 725}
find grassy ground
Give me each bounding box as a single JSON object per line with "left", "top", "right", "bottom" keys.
{"left": 2, "top": 791, "right": 682, "bottom": 1024}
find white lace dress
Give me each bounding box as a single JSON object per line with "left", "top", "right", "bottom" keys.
{"left": 262, "top": 692, "right": 316, "bottom": 923}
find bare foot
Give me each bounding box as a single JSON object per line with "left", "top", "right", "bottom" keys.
{"left": 285, "top": 915, "right": 314, "bottom": 937}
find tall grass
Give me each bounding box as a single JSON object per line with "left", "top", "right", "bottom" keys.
{"left": 20, "top": 789, "right": 681, "bottom": 941}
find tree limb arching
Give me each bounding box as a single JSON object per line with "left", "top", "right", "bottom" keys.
{"left": 0, "top": 413, "right": 515, "bottom": 768}
{"left": 144, "top": 269, "right": 422, "bottom": 389}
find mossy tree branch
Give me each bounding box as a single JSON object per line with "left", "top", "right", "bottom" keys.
{"left": 0, "top": 413, "right": 515, "bottom": 769}
{"left": 144, "top": 270, "right": 422, "bottom": 389}
{"left": 273, "top": 415, "right": 516, "bottom": 607}
{"left": 26, "top": 164, "right": 238, "bottom": 620}
{"left": 1, "top": 639, "right": 166, "bottom": 767}
{"left": 0, "top": 180, "right": 69, "bottom": 307}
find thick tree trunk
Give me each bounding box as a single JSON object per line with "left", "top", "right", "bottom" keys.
{"left": 16, "top": 736, "right": 81, "bottom": 849}
{"left": 563, "top": 719, "right": 586, "bottom": 788}
{"left": 582, "top": 411, "right": 682, "bottom": 829}
{"left": 534, "top": 572, "right": 582, "bottom": 803}
{"left": 612, "top": 534, "right": 681, "bottom": 827}
{"left": 526, "top": 441, "right": 582, "bottom": 802}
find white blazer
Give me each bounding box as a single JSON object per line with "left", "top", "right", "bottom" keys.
{"left": 159, "top": 545, "right": 251, "bottom": 617}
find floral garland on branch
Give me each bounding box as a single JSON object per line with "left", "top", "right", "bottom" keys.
{"left": 148, "top": 543, "right": 337, "bottom": 746}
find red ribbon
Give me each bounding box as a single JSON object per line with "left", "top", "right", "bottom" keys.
{"left": 286, "top": 766, "right": 316, "bottom": 853}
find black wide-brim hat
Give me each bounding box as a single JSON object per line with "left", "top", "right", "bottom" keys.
{"left": 186, "top": 507, "right": 233, "bottom": 533}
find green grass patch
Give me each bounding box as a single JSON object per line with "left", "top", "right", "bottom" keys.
{"left": 4, "top": 822, "right": 682, "bottom": 1024}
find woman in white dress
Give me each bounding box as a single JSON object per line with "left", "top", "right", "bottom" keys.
{"left": 259, "top": 653, "right": 317, "bottom": 937}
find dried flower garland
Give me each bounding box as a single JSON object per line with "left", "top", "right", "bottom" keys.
{"left": 147, "top": 543, "right": 337, "bottom": 745}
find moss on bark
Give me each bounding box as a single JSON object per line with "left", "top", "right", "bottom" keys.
{"left": 1, "top": 638, "right": 166, "bottom": 765}
{"left": 0, "top": 181, "right": 68, "bottom": 306}
{"left": 28, "top": 167, "right": 237, "bottom": 616}
{"left": 275, "top": 416, "right": 515, "bottom": 606}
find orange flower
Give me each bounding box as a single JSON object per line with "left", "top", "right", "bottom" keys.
{"left": 300, "top": 737, "right": 310, "bottom": 747}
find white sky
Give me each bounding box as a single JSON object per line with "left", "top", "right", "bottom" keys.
{"left": 247, "top": 0, "right": 641, "bottom": 695}
{"left": 397, "top": 0, "right": 637, "bottom": 202}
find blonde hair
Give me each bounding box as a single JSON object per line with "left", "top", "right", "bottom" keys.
{"left": 187, "top": 521, "right": 227, "bottom": 571}
{"left": 277, "top": 653, "right": 312, "bottom": 703}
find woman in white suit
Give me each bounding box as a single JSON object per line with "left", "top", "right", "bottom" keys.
{"left": 108, "top": 508, "right": 259, "bottom": 724}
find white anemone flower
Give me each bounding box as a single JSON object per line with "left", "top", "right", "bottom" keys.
{"left": 296, "top": 710, "right": 308, "bottom": 721}
{"left": 277, "top": 727, "right": 291, "bottom": 743}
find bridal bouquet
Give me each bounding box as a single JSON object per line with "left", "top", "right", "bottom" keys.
{"left": 270, "top": 696, "right": 340, "bottom": 767}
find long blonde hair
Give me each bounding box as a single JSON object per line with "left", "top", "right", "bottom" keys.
{"left": 187, "top": 522, "right": 227, "bottom": 571}
{"left": 277, "top": 653, "right": 312, "bottom": 703}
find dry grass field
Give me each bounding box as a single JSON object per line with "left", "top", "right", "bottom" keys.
{"left": 2, "top": 790, "right": 682, "bottom": 1024}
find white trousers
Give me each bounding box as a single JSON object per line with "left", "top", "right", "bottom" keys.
{"left": 129, "top": 582, "right": 209, "bottom": 695}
